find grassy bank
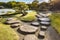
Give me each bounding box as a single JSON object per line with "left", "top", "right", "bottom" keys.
{"left": 50, "top": 13, "right": 60, "bottom": 34}
{"left": 0, "top": 23, "right": 19, "bottom": 40}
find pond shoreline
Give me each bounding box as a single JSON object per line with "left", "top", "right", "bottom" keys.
{"left": 46, "top": 26, "right": 60, "bottom": 40}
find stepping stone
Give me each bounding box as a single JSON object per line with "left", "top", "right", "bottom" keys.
{"left": 7, "top": 18, "right": 16, "bottom": 21}
{"left": 19, "top": 25, "right": 38, "bottom": 34}
{"left": 6, "top": 20, "right": 20, "bottom": 24}
{"left": 38, "top": 18, "right": 50, "bottom": 22}
{"left": 41, "top": 26, "right": 47, "bottom": 30}
{"left": 39, "top": 13, "right": 48, "bottom": 17}
{"left": 40, "top": 22, "right": 50, "bottom": 26}
{"left": 31, "top": 22, "right": 40, "bottom": 26}
{"left": 10, "top": 23, "right": 20, "bottom": 28}
{"left": 36, "top": 15, "right": 42, "bottom": 18}
{"left": 38, "top": 31, "right": 46, "bottom": 39}
{"left": 24, "top": 34, "right": 39, "bottom": 40}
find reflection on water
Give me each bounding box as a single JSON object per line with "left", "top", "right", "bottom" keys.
{"left": 0, "top": 9, "right": 15, "bottom": 15}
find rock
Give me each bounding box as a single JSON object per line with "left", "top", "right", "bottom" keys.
{"left": 40, "top": 22, "right": 50, "bottom": 26}
{"left": 7, "top": 18, "right": 16, "bottom": 21}
{"left": 31, "top": 22, "right": 40, "bottom": 26}
{"left": 10, "top": 23, "right": 20, "bottom": 28}
{"left": 39, "top": 13, "right": 49, "bottom": 17}
{"left": 41, "top": 26, "right": 47, "bottom": 30}
{"left": 38, "top": 18, "right": 50, "bottom": 22}
{"left": 36, "top": 15, "right": 42, "bottom": 18}
{"left": 24, "top": 34, "right": 39, "bottom": 40}
{"left": 19, "top": 25, "right": 38, "bottom": 34}
{"left": 6, "top": 20, "right": 20, "bottom": 24}
{"left": 38, "top": 31, "right": 46, "bottom": 39}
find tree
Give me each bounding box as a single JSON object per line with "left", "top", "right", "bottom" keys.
{"left": 7, "top": 1, "right": 16, "bottom": 8}
{"left": 39, "top": 2, "right": 50, "bottom": 11}
{"left": 31, "top": 0, "right": 39, "bottom": 11}
{"left": 14, "top": 2, "right": 29, "bottom": 14}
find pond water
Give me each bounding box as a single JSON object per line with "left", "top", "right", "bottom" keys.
{"left": 0, "top": 9, "right": 15, "bottom": 15}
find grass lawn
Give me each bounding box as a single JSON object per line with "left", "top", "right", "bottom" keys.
{"left": 20, "top": 11, "right": 37, "bottom": 21}
{"left": 50, "top": 13, "right": 60, "bottom": 34}
{"left": 0, "top": 23, "right": 19, "bottom": 40}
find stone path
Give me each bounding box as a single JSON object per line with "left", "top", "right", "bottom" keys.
{"left": 5, "top": 12, "right": 60, "bottom": 40}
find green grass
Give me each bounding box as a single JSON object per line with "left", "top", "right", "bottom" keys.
{"left": 0, "top": 23, "right": 19, "bottom": 40}
{"left": 20, "top": 11, "right": 37, "bottom": 21}
{"left": 50, "top": 13, "right": 60, "bottom": 34}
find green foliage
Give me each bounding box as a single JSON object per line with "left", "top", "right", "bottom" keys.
{"left": 31, "top": 0, "right": 39, "bottom": 10}
{"left": 21, "top": 11, "right": 37, "bottom": 21}
{"left": 0, "top": 23, "right": 19, "bottom": 40}
{"left": 0, "top": 17, "right": 7, "bottom": 23}
{"left": 50, "top": 13, "right": 60, "bottom": 34}
{"left": 14, "top": 2, "right": 29, "bottom": 14}
{"left": 39, "top": 2, "right": 50, "bottom": 11}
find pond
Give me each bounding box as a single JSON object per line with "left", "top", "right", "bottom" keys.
{"left": 0, "top": 9, "right": 15, "bottom": 15}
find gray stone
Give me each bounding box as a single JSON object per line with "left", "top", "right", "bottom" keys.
{"left": 38, "top": 18, "right": 50, "bottom": 22}
{"left": 11, "top": 23, "right": 20, "bottom": 28}
{"left": 36, "top": 15, "right": 42, "bottom": 18}
{"left": 40, "top": 22, "right": 50, "bottom": 26}
{"left": 24, "top": 34, "right": 39, "bottom": 40}
{"left": 38, "top": 31, "right": 46, "bottom": 38}
{"left": 31, "top": 22, "right": 40, "bottom": 26}
{"left": 19, "top": 25, "right": 38, "bottom": 33}
{"left": 7, "top": 18, "right": 16, "bottom": 21}
{"left": 6, "top": 20, "right": 20, "bottom": 24}
{"left": 39, "top": 13, "right": 49, "bottom": 17}
{"left": 41, "top": 26, "right": 47, "bottom": 30}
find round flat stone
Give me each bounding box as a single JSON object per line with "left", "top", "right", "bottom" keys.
{"left": 7, "top": 18, "right": 16, "bottom": 21}
{"left": 6, "top": 20, "right": 20, "bottom": 24}
{"left": 40, "top": 22, "right": 50, "bottom": 25}
{"left": 36, "top": 15, "right": 42, "bottom": 18}
{"left": 11, "top": 23, "right": 20, "bottom": 28}
{"left": 24, "top": 35, "right": 39, "bottom": 40}
{"left": 31, "top": 22, "right": 40, "bottom": 26}
{"left": 38, "top": 18, "right": 50, "bottom": 22}
{"left": 39, "top": 31, "right": 46, "bottom": 36}
{"left": 41, "top": 26, "right": 47, "bottom": 30}
{"left": 39, "top": 13, "right": 49, "bottom": 17}
{"left": 20, "top": 25, "right": 38, "bottom": 33}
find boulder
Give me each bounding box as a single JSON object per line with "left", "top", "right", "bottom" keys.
{"left": 24, "top": 34, "right": 39, "bottom": 40}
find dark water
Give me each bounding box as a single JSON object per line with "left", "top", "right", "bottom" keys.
{"left": 46, "top": 26, "right": 60, "bottom": 40}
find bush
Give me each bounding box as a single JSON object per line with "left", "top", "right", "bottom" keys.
{"left": 0, "top": 23, "right": 19, "bottom": 40}
{"left": 20, "top": 11, "right": 37, "bottom": 21}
